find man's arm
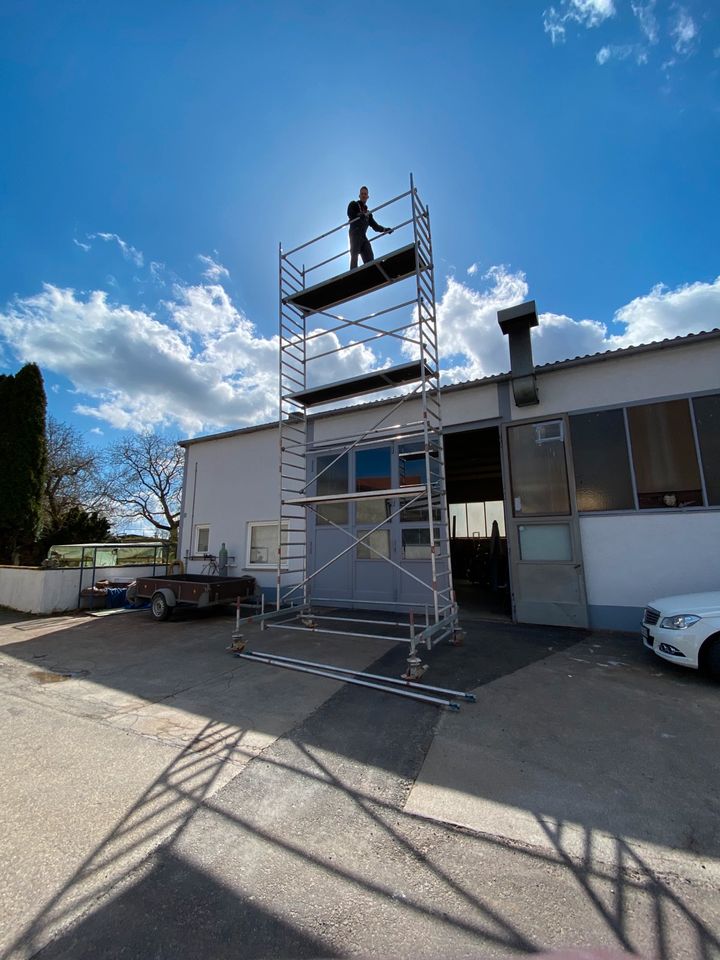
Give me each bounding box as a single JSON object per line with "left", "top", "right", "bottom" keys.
{"left": 368, "top": 212, "right": 392, "bottom": 234}
{"left": 347, "top": 200, "right": 361, "bottom": 223}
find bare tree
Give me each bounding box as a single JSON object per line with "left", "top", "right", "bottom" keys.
{"left": 44, "top": 417, "right": 105, "bottom": 528}
{"left": 104, "top": 433, "right": 184, "bottom": 541}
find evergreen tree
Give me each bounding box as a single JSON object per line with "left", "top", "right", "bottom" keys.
{"left": 0, "top": 364, "right": 47, "bottom": 562}
{"left": 35, "top": 507, "right": 111, "bottom": 563}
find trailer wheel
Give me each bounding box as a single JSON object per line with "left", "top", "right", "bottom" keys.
{"left": 151, "top": 591, "right": 173, "bottom": 621}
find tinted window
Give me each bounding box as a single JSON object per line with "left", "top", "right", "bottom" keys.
{"left": 627, "top": 400, "right": 702, "bottom": 508}
{"left": 316, "top": 453, "right": 348, "bottom": 525}
{"left": 570, "top": 409, "right": 634, "bottom": 511}
{"left": 693, "top": 394, "right": 720, "bottom": 505}
{"left": 356, "top": 447, "right": 391, "bottom": 523}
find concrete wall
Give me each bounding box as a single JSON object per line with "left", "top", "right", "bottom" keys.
{"left": 0, "top": 565, "right": 160, "bottom": 615}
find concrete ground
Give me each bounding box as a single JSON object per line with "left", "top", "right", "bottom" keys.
{"left": 0, "top": 604, "right": 718, "bottom": 959}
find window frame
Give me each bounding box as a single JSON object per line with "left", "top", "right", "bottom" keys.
{"left": 245, "top": 521, "right": 289, "bottom": 570}
{"left": 194, "top": 524, "right": 210, "bottom": 554}
{"left": 566, "top": 392, "right": 720, "bottom": 516}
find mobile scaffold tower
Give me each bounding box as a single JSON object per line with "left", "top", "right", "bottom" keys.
{"left": 263, "top": 176, "right": 459, "bottom": 674}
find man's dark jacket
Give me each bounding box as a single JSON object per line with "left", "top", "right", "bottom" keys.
{"left": 347, "top": 200, "right": 386, "bottom": 238}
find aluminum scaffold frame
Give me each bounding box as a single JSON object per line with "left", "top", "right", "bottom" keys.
{"left": 267, "top": 175, "right": 459, "bottom": 671}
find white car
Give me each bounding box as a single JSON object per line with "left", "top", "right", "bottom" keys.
{"left": 642, "top": 592, "right": 720, "bottom": 677}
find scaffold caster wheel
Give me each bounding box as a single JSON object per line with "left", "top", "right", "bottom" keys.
{"left": 227, "top": 633, "right": 246, "bottom": 654}
{"left": 301, "top": 618, "right": 317, "bottom": 629}
{"left": 450, "top": 629, "right": 465, "bottom": 646}
{"left": 402, "top": 656, "right": 428, "bottom": 681}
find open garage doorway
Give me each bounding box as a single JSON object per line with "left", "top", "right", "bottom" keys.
{"left": 444, "top": 426, "right": 512, "bottom": 622}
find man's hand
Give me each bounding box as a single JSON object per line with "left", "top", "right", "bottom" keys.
{"left": 385, "top": 228, "right": 393, "bottom": 234}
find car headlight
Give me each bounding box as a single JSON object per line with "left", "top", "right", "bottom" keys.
{"left": 660, "top": 614, "right": 701, "bottom": 630}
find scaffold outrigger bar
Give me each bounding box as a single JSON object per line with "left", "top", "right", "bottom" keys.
{"left": 236, "top": 649, "right": 474, "bottom": 711}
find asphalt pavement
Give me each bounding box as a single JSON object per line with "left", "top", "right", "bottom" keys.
{"left": 0, "top": 605, "right": 718, "bottom": 959}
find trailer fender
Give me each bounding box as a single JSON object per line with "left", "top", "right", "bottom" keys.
{"left": 151, "top": 589, "right": 176, "bottom": 621}
{"left": 196, "top": 589, "right": 211, "bottom": 607}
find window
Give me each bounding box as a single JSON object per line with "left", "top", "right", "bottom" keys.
{"left": 315, "top": 453, "right": 348, "bottom": 526}
{"left": 356, "top": 446, "right": 392, "bottom": 523}
{"left": 570, "top": 409, "right": 634, "bottom": 511}
{"left": 449, "top": 502, "right": 505, "bottom": 537}
{"left": 627, "top": 400, "right": 702, "bottom": 509}
{"left": 398, "top": 443, "right": 440, "bottom": 521}
{"left": 195, "top": 525, "right": 210, "bottom": 554}
{"left": 518, "top": 523, "right": 572, "bottom": 561}
{"left": 356, "top": 529, "right": 390, "bottom": 560}
{"left": 400, "top": 495, "right": 440, "bottom": 522}
{"left": 402, "top": 528, "right": 440, "bottom": 560}
{"left": 246, "top": 522, "right": 288, "bottom": 568}
{"left": 693, "top": 394, "right": 720, "bottom": 505}
{"left": 508, "top": 420, "right": 570, "bottom": 516}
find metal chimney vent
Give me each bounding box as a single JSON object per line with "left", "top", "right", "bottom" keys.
{"left": 497, "top": 299, "right": 540, "bottom": 406}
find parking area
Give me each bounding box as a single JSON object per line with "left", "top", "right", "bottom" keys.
{"left": 0, "top": 604, "right": 718, "bottom": 959}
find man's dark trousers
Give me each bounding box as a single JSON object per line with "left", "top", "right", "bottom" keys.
{"left": 350, "top": 233, "right": 374, "bottom": 270}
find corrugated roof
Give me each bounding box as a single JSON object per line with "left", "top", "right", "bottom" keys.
{"left": 180, "top": 327, "right": 720, "bottom": 448}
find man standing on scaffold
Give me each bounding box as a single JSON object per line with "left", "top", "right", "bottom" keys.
{"left": 347, "top": 185, "right": 392, "bottom": 269}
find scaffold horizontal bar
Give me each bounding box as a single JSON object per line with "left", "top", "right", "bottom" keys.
{"left": 283, "top": 484, "right": 426, "bottom": 506}
{"left": 282, "top": 188, "right": 412, "bottom": 258}
{"left": 264, "top": 622, "right": 418, "bottom": 645}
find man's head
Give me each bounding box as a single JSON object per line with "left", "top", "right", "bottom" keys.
{"left": 359, "top": 186, "right": 369, "bottom": 203}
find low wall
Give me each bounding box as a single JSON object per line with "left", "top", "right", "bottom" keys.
{"left": 0, "top": 564, "right": 162, "bottom": 615}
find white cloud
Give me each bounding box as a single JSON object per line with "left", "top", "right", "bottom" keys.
{"left": 596, "top": 43, "right": 647, "bottom": 65}
{"left": 597, "top": 45, "right": 612, "bottom": 64}
{"left": 150, "top": 261, "right": 166, "bottom": 284}
{"left": 0, "top": 273, "right": 385, "bottom": 436}
{"left": 543, "top": 8, "right": 567, "bottom": 44}
{"left": 73, "top": 238, "right": 91, "bottom": 252}
{"left": 412, "top": 267, "right": 720, "bottom": 382}
{"left": 2, "top": 265, "right": 717, "bottom": 437}
{"left": 631, "top": 1, "right": 659, "bottom": 44}
{"left": 544, "top": 0, "right": 615, "bottom": 43}
{"left": 406, "top": 265, "right": 531, "bottom": 381}
{"left": 0, "top": 283, "right": 278, "bottom": 435}
{"left": 609, "top": 277, "right": 720, "bottom": 348}
{"left": 88, "top": 232, "right": 144, "bottom": 267}
{"left": 670, "top": 8, "right": 698, "bottom": 56}
{"left": 198, "top": 254, "right": 230, "bottom": 281}
{"left": 466, "top": 262, "right": 479, "bottom": 276}
{"left": 89, "top": 427, "right": 104, "bottom": 436}
{"left": 568, "top": 0, "right": 615, "bottom": 26}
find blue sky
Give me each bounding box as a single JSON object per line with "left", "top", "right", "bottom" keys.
{"left": 1, "top": 0, "right": 718, "bottom": 445}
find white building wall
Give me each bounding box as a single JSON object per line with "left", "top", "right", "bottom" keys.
{"left": 581, "top": 513, "right": 720, "bottom": 607}
{"left": 313, "top": 397, "right": 423, "bottom": 443}
{"left": 442, "top": 383, "right": 500, "bottom": 427}
{"left": 179, "top": 426, "right": 280, "bottom": 593}
{"left": 516, "top": 339, "right": 719, "bottom": 420}
{"left": 178, "top": 336, "right": 720, "bottom": 631}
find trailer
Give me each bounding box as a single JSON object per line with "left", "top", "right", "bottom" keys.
{"left": 133, "top": 574, "right": 257, "bottom": 621}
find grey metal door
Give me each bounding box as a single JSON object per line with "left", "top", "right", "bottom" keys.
{"left": 502, "top": 416, "right": 588, "bottom": 628}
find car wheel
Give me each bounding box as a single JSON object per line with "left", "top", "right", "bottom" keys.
{"left": 701, "top": 635, "right": 720, "bottom": 679}
{"left": 151, "top": 592, "right": 173, "bottom": 621}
